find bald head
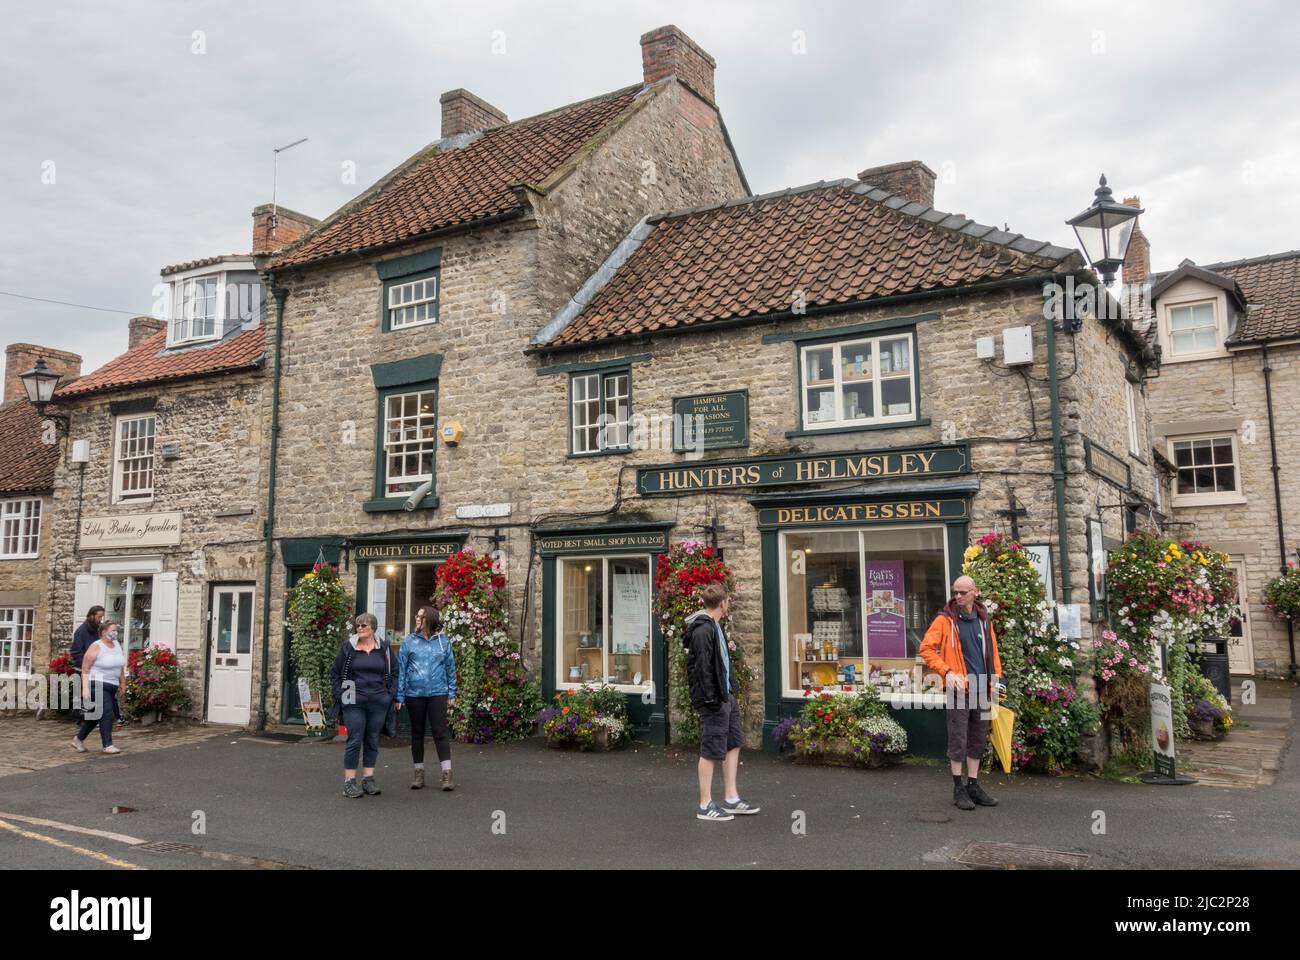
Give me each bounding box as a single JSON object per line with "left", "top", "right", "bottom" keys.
{"left": 953, "top": 576, "right": 979, "bottom": 613}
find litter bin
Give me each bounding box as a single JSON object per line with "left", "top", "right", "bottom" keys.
{"left": 1199, "top": 639, "right": 1232, "bottom": 704}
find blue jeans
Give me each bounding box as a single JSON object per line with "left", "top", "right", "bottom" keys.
{"left": 342, "top": 696, "right": 390, "bottom": 771}
{"left": 77, "top": 681, "right": 119, "bottom": 747}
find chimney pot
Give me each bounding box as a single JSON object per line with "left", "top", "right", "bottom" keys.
{"left": 128, "top": 316, "right": 167, "bottom": 350}
{"left": 1121, "top": 196, "right": 1150, "bottom": 287}
{"left": 4, "top": 343, "right": 81, "bottom": 405}
{"left": 858, "top": 161, "right": 937, "bottom": 208}
{"left": 439, "top": 89, "right": 508, "bottom": 139}
{"left": 640, "top": 25, "right": 717, "bottom": 105}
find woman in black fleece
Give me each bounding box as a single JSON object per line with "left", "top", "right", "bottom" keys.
{"left": 330, "top": 613, "right": 398, "bottom": 798}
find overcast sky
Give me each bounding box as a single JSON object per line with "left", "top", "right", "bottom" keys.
{"left": 2, "top": 0, "right": 1297, "bottom": 378}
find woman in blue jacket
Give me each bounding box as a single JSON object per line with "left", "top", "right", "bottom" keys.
{"left": 395, "top": 605, "right": 457, "bottom": 791}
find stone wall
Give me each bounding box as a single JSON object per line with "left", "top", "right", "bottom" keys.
{"left": 1147, "top": 342, "right": 1300, "bottom": 677}
{"left": 48, "top": 369, "right": 268, "bottom": 720}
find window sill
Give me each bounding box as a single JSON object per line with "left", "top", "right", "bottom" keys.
{"left": 387, "top": 318, "right": 440, "bottom": 333}
{"left": 567, "top": 447, "right": 632, "bottom": 460}
{"left": 786, "top": 417, "right": 930, "bottom": 439}
{"left": 1171, "top": 494, "right": 1247, "bottom": 508}
{"left": 362, "top": 495, "right": 440, "bottom": 514}
{"left": 0, "top": 554, "right": 40, "bottom": 561}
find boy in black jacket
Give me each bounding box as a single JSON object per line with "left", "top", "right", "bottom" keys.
{"left": 684, "top": 583, "right": 760, "bottom": 821}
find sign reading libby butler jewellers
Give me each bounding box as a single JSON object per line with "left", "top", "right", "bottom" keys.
{"left": 758, "top": 499, "right": 968, "bottom": 527}
{"left": 636, "top": 444, "right": 969, "bottom": 495}
{"left": 672, "top": 391, "right": 748, "bottom": 451}
{"left": 79, "top": 513, "right": 182, "bottom": 549}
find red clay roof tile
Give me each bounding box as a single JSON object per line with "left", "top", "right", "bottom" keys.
{"left": 55, "top": 327, "right": 264, "bottom": 399}
{"left": 0, "top": 400, "right": 59, "bottom": 495}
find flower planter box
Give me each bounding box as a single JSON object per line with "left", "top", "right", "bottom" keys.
{"left": 792, "top": 738, "right": 890, "bottom": 768}
{"left": 1189, "top": 716, "right": 1225, "bottom": 741}
{"left": 546, "top": 728, "right": 617, "bottom": 752}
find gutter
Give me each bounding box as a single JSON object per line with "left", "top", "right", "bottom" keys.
{"left": 1260, "top": 343, "right": 1297, "bottom": 677}
{"left": 1045, "top": 277, "right": 1074, "bottom": 606}
{"left": 257, "top": 278, "right": 289, "bottom": 730}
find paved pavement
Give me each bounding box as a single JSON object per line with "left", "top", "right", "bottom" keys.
{"left": 0, "top": 682, "right": 1295, "bottom": 870}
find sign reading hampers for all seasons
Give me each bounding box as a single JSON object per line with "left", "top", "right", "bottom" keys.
{"left": 636, "top": 444, "right": 969, "bottom": 495}
{"left": 672, "top": 391, "right": 749, "bottom": 451}
{"left": 79, "top": 513, "right": 183, "bottom": 549}
{"left": 865, "top": 561, "right": 907, "bottom": 658}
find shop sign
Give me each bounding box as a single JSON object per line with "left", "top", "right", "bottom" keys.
{"left": 80, "top": 513, "right": 182, "bottom": 549}
{"left": 757, "top": 498, "right": 968, "bottom": 527}
{"left": 537, "top": 530, "right": 670, "bottom": 555}
{"left": 672, "top": 391, "right": 749, "bottom": 451}
{"left": 176, "top": 583, "right": 203, "bottom": 650}
{"left": 1085, "top": 437, "right": 1131, "bottom": 489}
{"left": 354, "top": 541, "right": 461, "bottom": 562}
{"left": 1149, "top": 682, "right": 1177, "bottom": 779}
{"left": 637, "top": 444, "right": 968, "bottom": 495}
{"left": 1022, "top": 544, "right": 1055, "bottom": 604}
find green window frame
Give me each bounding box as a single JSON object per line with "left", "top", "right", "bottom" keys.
{"left": 365, "top": 351, "right": 442, "bottom": 513}
{"left": 569, "top": 367, "right": 632, "bottom": 456}
{"left": 377, "top": 249, "right": 442, "bottom": 333}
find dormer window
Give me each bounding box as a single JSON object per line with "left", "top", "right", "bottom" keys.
{"left": 1167, "top": 300, "right": 1218, "bottom": 357}
{"left": 165, "top": 262, "right": 263, "bottom": 348}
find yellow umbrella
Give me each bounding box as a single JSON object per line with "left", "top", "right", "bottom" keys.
{"left": 990, "top": 701, "right": 1015, "bottom": 774}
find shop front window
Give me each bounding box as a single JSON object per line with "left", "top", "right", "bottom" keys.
{"left": 557, "top": 555, "right": 652, "bottom": 691}
{"left": 370, "top": 561, "right": 443, "bottom": 644}
{"left": 103, "top": 575, "right": 153, "bottom": 652}
{"left": 781, "top": 525, "right": 948, "bottom": 697}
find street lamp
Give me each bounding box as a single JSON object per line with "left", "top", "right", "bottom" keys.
{"left": 18, "top": 356, "right": 69, "bottom": 433}
{"left": 1066, "top": 175, "right": 1143, "bottom": 286}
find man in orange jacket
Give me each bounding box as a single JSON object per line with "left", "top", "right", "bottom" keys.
{"left": 919, "top": 575, "right": 1004, "bottom": 811}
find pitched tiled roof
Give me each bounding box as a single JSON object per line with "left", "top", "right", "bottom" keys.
{"left": 274, "top": 84, "right": 649, "bottom": 269}
{"left": 161, "top": 254, "right": 253, "bottom": 276}
{"left": 537, "top": 179, "right": 1079, "bottom": 347}
{"left": 0, "top": 400, "right": 60, "bottom": 495}
{"left": 1211, "top": 251, "right": 1300, "bottom": 342}
{"left": 55, "top": 327, "right": 264, "bottom": 399}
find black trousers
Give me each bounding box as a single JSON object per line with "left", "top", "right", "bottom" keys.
{"left": 405, "top": 695, "right": 451, "bottom": 764}
{"left": 76, "top": 681, "right": 119, "bottom": 747}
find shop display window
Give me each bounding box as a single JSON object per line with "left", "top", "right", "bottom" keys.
{"left": 371, "top": 561, "right": 442, "bottom": 644}
{"left": 103, "top": 575, "right": 153, "bottom": 652}
{"left": 781, "top": 525, "right": 948, "bottom": 697}
{"left": 558, "top": 555, "right": 652, "bottom": 691}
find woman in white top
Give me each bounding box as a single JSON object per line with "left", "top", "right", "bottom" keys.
{"left": 74, "top": 620, "right": 127, "bottom": 754}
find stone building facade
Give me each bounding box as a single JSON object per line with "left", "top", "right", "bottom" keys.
{"left": 1138, "top": 247, "right": 1300, "bottom": 679}
{"left": 0, "top": 344, "right": 82, "bottom": 699}
{"left": 259, "top": 26, "right": 748, "bottom": 724}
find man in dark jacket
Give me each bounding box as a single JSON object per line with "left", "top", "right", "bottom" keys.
{"left": 69, "top": 607, "right": 104, "bottom": 722}
{"left": 684, "top": 582, "right": 759, "bottom": 822}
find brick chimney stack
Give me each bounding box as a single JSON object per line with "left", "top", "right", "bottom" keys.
{"left": 640, "top": 25, "right": 716, "bottom": 105}
{"left": 4, "top": 343, "right": 82, "bottom": 404}
{"left": 128, "top": 316, "right": 166, "bottom": 349}
{"left": 252, "top": 204, "right": 319, "bottom": 255}
{"left": 858, "top": 161, "right": 937, "bottom": 208}
{"left": 439, "top": 89, "right": 508, "bottom": 139}
{"left": 1121, "top": 196, "right": 1150, "bottom": 287}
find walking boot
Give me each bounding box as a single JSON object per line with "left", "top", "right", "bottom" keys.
{"left": 411, "top": 768, "right": 425, "bottom": 790}
{"left": 966, "top": 779, "right": 999, "bottom": 806}
{"left": 361, "top": 776, "right": 381, "bottom": 796}
{"left": 343, "top": 779, "right": 363, "bottom": 799}
{"left": 440, "top": 769, "right": 454, "bottom": 792}
{"left": 953, "top": 782, "right": 976, "bottom": 811}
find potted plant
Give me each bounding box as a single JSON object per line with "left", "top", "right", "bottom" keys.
{"left": 1184, "top": 672, "right": 1231, "bottom": 741}
{"left": 537, "top": 683, "right": 631, "bottom": 751}
{"left": 47, "top": 654, "right": 77, "bottom": 716}
{"left": 1264, "top": 564, "right": 1300, "bottom": 622}
{"left": 776, "top": 686, "right": 907, "bottom": 768}
{"left": 287, "top": 562, "right": 352, "bottom": 734}
{"left": 124, "top": 646, "right": 190, "bottom": 722}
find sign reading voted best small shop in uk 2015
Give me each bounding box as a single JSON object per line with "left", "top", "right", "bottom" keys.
{"left": 636, "top": 443, "right": 969, "bottom": 494}
{"left": 672, "top": 391, "right": 748, "bottom": 451}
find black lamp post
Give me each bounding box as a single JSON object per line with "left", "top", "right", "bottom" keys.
{"left": 18, "top": 356, "right": 69, "bottom": 433}
{"left": 1067, "top": 175, "right": 1143, "bottom": 286}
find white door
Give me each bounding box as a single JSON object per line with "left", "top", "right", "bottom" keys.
{"left": 1227, "top": 559, "right": 1255, "bottom": 675}
{"left": 207, "top": 586, "right": 254, "bottom": 725}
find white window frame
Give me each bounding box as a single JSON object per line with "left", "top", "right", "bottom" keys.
{"left": 387, "top": 274, "right": 439, "bottom": 330}
{"left": 1163, "top": 298, "right": 1223, "bottom": 361}
{"left": 799, "top": 333, "right": 917, "bottom": 431}
{"left": 0, "top": 498, "right": 41, "bottom": 559}
{"left": 554, "top": 554, "right": 653, "bottom": 694}
{"left": 777, "top": 524, "right": 949, "bottom": 704}
{"left": 169, "top": 275, "right": 221, "bottom": 346}
{"left": 570, "top": 370, "right": 631, "bottom": 455}
{"left": 1125, "top": 380, "right": 1142, "bottom": 458}
{"left": 1168, "top": 433, "right": 1246, "bottom": 507}
{"left": 112, "top": 414, "right": 156, "bottom": 504}
{"left": 0, "top": 607, "right": 35, "bottom": 678}
{"left": 382, "top": 388, "right": 437, "bottom": 495}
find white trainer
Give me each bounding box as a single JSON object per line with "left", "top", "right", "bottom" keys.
{"left": 72, "top": 737, "right": 87, "bottom": 753}
{"left": 102, "top": 745, "right": 121, "bottom": 755}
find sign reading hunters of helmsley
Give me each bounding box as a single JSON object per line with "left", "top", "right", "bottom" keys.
{"left": 635, "top": 443, "right": 970, "bottom": 494}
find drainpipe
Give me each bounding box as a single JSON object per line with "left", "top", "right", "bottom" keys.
{"left": 258, "top": 279, "right": 289, "bottom": 729}
{"left": 1260, "top": 344, "right": 1297, "bottom": 677}
{"left": 1045, "top": 278, "right": 1073, "bottom": 604}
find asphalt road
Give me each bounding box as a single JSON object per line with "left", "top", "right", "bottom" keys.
{"left": 1, "top": 706, "right": 1297, "bottom": 870}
